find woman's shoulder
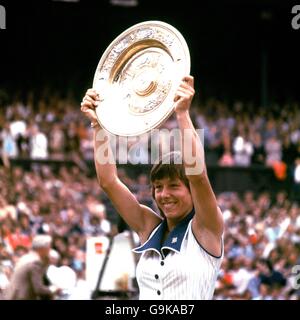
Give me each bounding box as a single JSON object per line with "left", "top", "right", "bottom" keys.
{"left": 139, "top": 205, "right": 163, "bottom": 244}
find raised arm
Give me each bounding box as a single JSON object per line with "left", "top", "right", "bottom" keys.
{"left": 81, "top": 89, "right": 161, "bottom": 241}
{"left": 174, "top": 76, "right": 224, "bottom": 256}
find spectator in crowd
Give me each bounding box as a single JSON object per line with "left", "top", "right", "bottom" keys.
{"left": 49, "top": 123, "right": 66, "bottom": 160}
{"left": 251, "top": 132, "right": 266, "bottom": 165}
{"left": 232, "top": 130, "right": 253, "bottom": 166}
{"left": 265, "top": 136, "right": 282, "bottom": 167}
{"left": 28, "top": 124, "right": 48, "bottom": 159}
{"left": 1, "top": 122, "right": 18, "bottom": 158}
{"left": 4, "top": 234, "right": 60, "bottom": 300}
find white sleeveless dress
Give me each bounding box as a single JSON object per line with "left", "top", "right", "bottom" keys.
{"left": 133, "top": 211, "right": 223, "bottom": 300}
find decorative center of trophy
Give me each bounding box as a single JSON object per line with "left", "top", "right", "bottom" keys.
{"left": 134, "top": 70, "right": 158, "bottom": 96}
{"left": 115, "top": 47, "right": 174, "bottom": 115}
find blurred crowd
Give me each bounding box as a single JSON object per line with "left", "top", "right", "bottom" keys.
{"left": 215, "top": 190, "right": 300, "bottom": 299}
{"left": 0, "top": 163, "right": 300, "bottom": 300}
{"left": 0, "top": 90, "right": 300, "bottom": 170}
{"left": 0, "top": 89, "right": 300, "bottom": 300}
{"left": 0, "top": 161, "right": 153, "bottom": 298}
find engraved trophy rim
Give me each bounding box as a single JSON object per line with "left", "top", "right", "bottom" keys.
{"left": 93, "top": 20, "right": 190, "bottom": 136}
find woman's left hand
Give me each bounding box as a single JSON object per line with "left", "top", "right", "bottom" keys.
{"left": 173, "top": 75, "right": 195, "bottom": 114}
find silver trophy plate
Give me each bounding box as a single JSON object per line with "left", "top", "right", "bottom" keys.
{"left": 93, "top": 21, "right": 190, "bottom": 136}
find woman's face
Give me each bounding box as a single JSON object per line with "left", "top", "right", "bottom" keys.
{"left": 153, "top": 177, "right": 193, "bottom": 221}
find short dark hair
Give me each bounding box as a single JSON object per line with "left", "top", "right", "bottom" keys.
{"left": 150, "top": 152, "right": 190, "bottom": 199}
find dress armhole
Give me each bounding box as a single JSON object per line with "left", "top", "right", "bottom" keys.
{"left": 191, "top": 227, "right": 224, "bottom": 259}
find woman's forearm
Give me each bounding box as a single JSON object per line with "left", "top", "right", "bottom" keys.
{"left": 93, "top": 126, "right": 118, "bottom": 188}
{"left": 176, "top": 111, "right": 206, "bottom": 178}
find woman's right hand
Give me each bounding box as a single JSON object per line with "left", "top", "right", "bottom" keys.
{"left": 80, "top": 88, "right": 100, "bottom": 123}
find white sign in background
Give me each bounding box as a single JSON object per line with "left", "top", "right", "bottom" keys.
{"left": 86, "top": 232, "right": 136, "bottom": 292}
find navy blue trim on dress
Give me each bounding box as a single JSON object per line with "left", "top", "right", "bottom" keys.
{"left": 133, "top": 208, "right": 195, "bottom": 257}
